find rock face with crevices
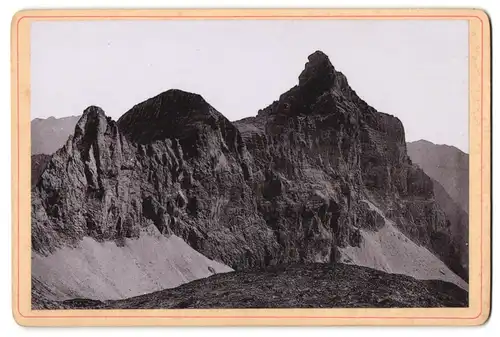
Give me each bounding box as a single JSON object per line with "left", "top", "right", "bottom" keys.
{"left": 31, "top": 154, "right": 51, "bottom": 188}
{"left": 31, "top": 51, "right": 468, "bottom": 304}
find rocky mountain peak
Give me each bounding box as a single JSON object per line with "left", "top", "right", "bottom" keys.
{"left": 71, "top": 105, "right": 120, "bottom": 163}
{"left": 116, "top": 89, "right": 231, "bottom": 146}
{"left": 31, "top": 50, "right": 469, "bottom": 301}
{"left": 298, "top": 50, "right": 337, "bottom": 90}
{"left": 74, "top": 106, "right": 108, "bottom": 137}
{"left": 257, "top": 50, "right": 359, "bottom": 119}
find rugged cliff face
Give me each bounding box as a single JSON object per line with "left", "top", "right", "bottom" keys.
{"left": 233, "top": 51, "right": 465, "bottom": 279}
{"left": 429, "top": 177, "right": 469, "bottom": 279}
{"left": 31, "top": 154, "right": 51, "bottom": 188}
{"left": 406, "top": 140, "right": 469, "bottom": 279}
{"left": 31, "top": 51, "right": 467, "bottom": 293}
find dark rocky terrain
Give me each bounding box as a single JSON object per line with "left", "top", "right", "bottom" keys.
{"left": 406, "top": 140, "right": 469, "bottom": 279}
{"left": 407, "top": 140, "right": 469, "bottom": 213}
{"left": 31, "top": 115, "right": 81, "bottom": 155}
{"left": 31, "top": 51, "right": 468, "bottom": 308}
{"left": 31, "top": 154, "right": 51, "bottom": 188}
{"left": 429, "top": 177, "right": 469, "bottom": 279}
{"left": 32, "top": 264, "right": 468, "bottom": 309}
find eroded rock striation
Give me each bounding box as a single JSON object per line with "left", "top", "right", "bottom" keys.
{"left": 31, "top": 154, "right": 51, "bottom": 188}
{"left": 32, "top": 51, "right": 468, "bottom": 294}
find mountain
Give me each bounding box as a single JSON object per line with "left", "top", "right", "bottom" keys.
{"left": 406, "top": 140, "right": 469, "bottom": 278}
{"left": 407, "top": 140, "right": 469, "bottom": 213}
{"left": 31, "top": 51, "right": 468, "bottom": 307}
{"left": 430, "top": 177, "right": 469, "bottom": 278}
{"left": 31, "top": 115, "right": 81, "bottom": 155}
{"left": 31, "top": 154, "right": 51, "bottom": 188}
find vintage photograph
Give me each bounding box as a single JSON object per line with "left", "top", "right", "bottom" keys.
{"left": 29, "top": 18, "right": 470, "bottom": 310}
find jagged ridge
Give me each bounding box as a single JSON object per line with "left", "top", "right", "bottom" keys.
{"left": 31, "top": 50, "right": 468, "bottom": 300}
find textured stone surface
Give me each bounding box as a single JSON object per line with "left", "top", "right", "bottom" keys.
{"left": 406, "top": 140, "right": 469, "bottom": 279}
{"left": 32, "top": 264, "right": 468, "bottom": 309}
{"left": 31, "top": 50, "right": 467, "bottom": 290}
{"left": 430, "top": 177, "right": 469, "bottom": 279}
{"left": 31, "top": 154, "right": 51, "bottom": 188}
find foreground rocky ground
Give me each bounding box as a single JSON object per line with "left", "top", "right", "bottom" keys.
{"left": 32, "top": 263, "right": 467, "bottom": 310}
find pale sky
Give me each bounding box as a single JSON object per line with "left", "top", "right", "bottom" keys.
{"left": 31, "top": 20, "right": 469, "bottom": 152}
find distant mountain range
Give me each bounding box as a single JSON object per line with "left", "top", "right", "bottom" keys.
{"left": 31, "top": 116, "right": 81, "bottom": 155}
{"left": 407, "top": 140, "right": 469, "bottom": 213}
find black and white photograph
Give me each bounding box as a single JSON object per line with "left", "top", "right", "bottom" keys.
{"left": 29, "top": 18, "right": 470, "bottom": 310}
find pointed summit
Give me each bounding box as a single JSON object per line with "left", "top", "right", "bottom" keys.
{"left": 298, "top": 50, "right": 336, "bottom": 91}
{"left": 74, "top": 105, "right": 109, "bottom": 140}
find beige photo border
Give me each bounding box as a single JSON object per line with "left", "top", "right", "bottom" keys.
{"left": 11, "top": 8, "right": 491, "bottom": 327}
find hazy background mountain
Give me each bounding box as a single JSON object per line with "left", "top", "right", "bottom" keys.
{"left": 407, "top": 140, "right": 469, "bottom": 213}
{"left": 31, "top": 116, "right": 80, "bottom": 155}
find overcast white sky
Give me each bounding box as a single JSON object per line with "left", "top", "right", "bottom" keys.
{"left": 31, "top": 20, "right": 469, "bottom": 152}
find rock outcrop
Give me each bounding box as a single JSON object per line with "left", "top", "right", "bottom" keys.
{"left": 31, "top": 154, "right": 51, "bottom": 188}
{"left": 31, "top": 51, "right": 468, "bottom": 300}
{"left": 429, "top": 177, "right": 469, "bottom": 279}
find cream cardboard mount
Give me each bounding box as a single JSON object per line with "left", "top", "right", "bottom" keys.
{"left": 11, "top": 8, "right": 491, "bottom": 327}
